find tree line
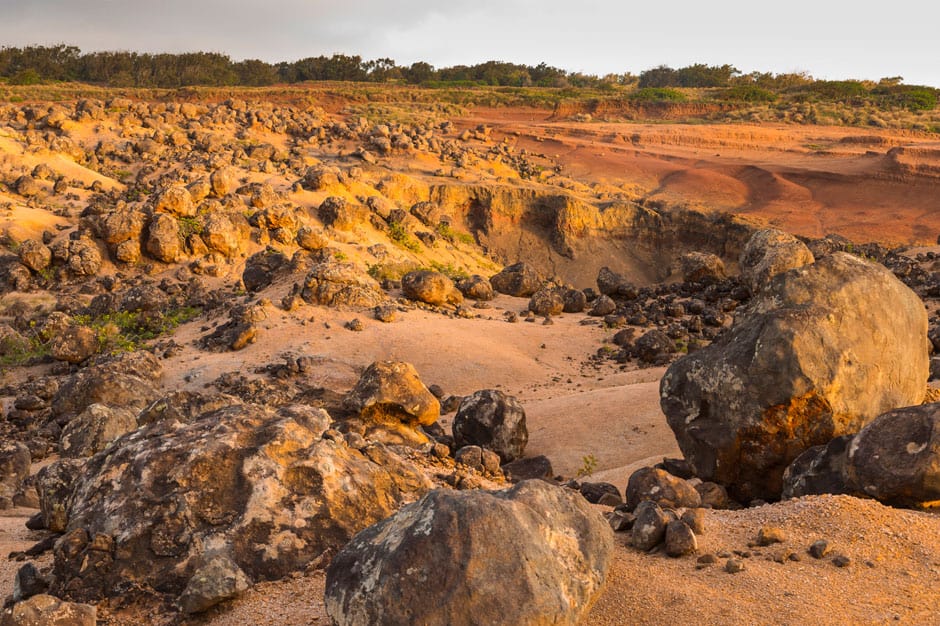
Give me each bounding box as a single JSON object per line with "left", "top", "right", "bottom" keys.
{"left": 0, "top": 45, "right": 935, "bottom": 110}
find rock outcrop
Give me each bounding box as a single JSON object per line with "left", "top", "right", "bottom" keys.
{"left": 47, "top": 402, "right": 433, "bottom": 606}
{"left": 661, "top": 252, "right": 928, "bottom": 501}
{"left": 324, "top": 480, "right": 613, "bottom": 626}
{"left": 343, "top": 361, "right": 441, "bottom": 444}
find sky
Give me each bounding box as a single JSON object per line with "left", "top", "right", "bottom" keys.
{"left": 1, "top": 0, "right": 938, "bottom": 86}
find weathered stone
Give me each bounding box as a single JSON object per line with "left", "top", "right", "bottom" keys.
{"left": 680, "top": 508, "right": 706, "bottom": 534}
{"left": 66, "top": 237, "right": 102, "bottom": 276}
{"left": 661, "top": 252, "right": 928, "bottom": 501}
{"left": 59, "top": 403, "right": 138, "bottom": 458}
{"left": 0, "top": 442, "right": 30, "bottom": 510}
{"left": 844, "top": 402, "right": 940, "bottom": 506}
{"left": 490, "top": 262, "right": 541, "bottom": 297}
{"left": 210, "top": 166, "right": 239, "bottom": 197}
{"left": 51, "top": 351, "right": 163, "bottom": 419}
{"left": 0, "top": 594, "right": 96, "bottom": 626}
{"left": 154, "top": 185, "right": 196, "bottom": 217}
{"left": 781, "top": 435, "right": 853, "bottom": 499}
{"left": 177, "top": 556, "right": 250, "bottom": 614}
{"left": 625, "top": 467, "right": 701, "bottom": 512}
{"left": 138, "top": 391, "right": 242, "bottom": 426}
{"left": 453, "top": 389, "right": 527, "bottom": 462}
{"left": 49, "top": 403, "right": 431, "bottom": 605}
{"left": 457, "top": 274, "right": 495, "bottom": 301}
{"left": 501, "top": 455, "right": 554, "bottom": 482}
{"left": 18, "top": 239, "right": 52, "bottom": 272}
{"left": 562, "top": 288, "right": 587, "bottom": 313}
{"left": 597, "top": 266, "right": 638, "bottom": 299}
{"left": 739, "top": 228, "right": 814, "bottom": 294}
{"left": 809, "top": 539, "right": 832, "bottom": 559}
{"left": 632, "top": 500, "right": 669, "bottom": 551}
{"left": 401, "top": 270, "right": 462, "bottom": 306}
{"left": 145, "top": 213, "right": 182, "bottom": 263}
{"left": 589, "top": 295, "right": 616, "bottom": 317}
{"left": 49, "top": 325, "right": 98, "bottom": 364}
{"left": 202, "top": 213, "right": 242, "bottom": 257}
{"left": 324, "top": 480, "right": 612, "bottom": 626}
{"left": 528, "top": 287, "right": 564, "bottom": 316}
{"left": 679, "top": 251, "right": 726, "bottom": 283}
{"left": 296, "top": 225, "right": 330, "bottom": 251}
{"left": 242, "top": 248, "right": 290, "bottom": 292}
{"left": 757, "top": 525, "right": 787, "bottom": 546}
{"left": 580, "top": 482, "right": 622, "bottom": 505}
{"left": 301, "top": 262, "right": 386, "bottom": 308}
{"left": 343, "top": 361, "right": 440, "bottom": 443}
{"left": 35, "top": 458, "right": 85, "bottom": 532}
{"left": 664, "top": 520, "right": 698, "bottom": 557}
{"left": 12, "top": 563, "right": 48, "bottom": 602}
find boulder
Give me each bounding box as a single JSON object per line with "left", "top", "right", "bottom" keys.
{"left": 844, "top": 403, "right": 940, "bottom": 506}
{"left": 0, "top": 442, "right": 30, "bottom": 510}
{"left": 453, "top": 389, "right": 527, "bottom": 462}
{"left": 13, "top": 175, "right": 41, "bottom": 197}
{"left": 324, "top": 480, "right": 612, "bottom": 626}
{"left": 318, "top": 196, "right": 361, "bottom": 231}
{"left": 633, "top": 329, "right": 675, "bottom": 364}
{"left": 661, "top": 252, "right": 928, "bottom": 501}
{"left": 597, "top": 266, "right": 638, "bottom": 299}
{"left": 36, "top": 459, "right": 85, "bottom": 532}
{"left": 490, "top": 262, "right": 541, "bottom": 297}
{"left": 631, "top": 500, "right": 670, "bottom": 551}
{"left": 456, "top": 275, "right": 495, "bottom": 301}
{"left": 49, "top": 325, "right": 99, "bottom": 364}
{"left": 18, "top": 239, "right": 52, "bottom": 272}
{"left": 301, "top": 165, "right": 340, "bottom": 191}
{"left": 153, "top": 185, "right": 196, "bottom": 217}
{"left": 51, "top": 351, "right": 163, "bottom": 420}
{"left": 781, "top": 435, "right": 853, "bottom": 499}
{"left": 343, "top": 361, "right": 440, "bottom": 443}
{"left": 739, "top": 228, "right": 814, "bottom": 294}
{"left": 177, "top": 556, "right": 250, "bottom": 614}
{"left": 102, "top": 209, "right": 146, "bottom": 245}
{"left": 0, "top": 594, "right": 95, "bottom": 626}
{"left": 48, "top": 403, "right": 432, "bottom": 605}
{"left": 300, "top": 262, "right": 386, "bottom": 308}
{"left": 242, "top": 248, "right": 290, "bottom": 292}
{"left": 625, "top": 467, "right": 701, "bottom": 511}
{"left": 679, "top": 251, "right": 726, "bottom": 283}
{"left": 145, "top": 213, "right": 182, "bottom": 263}
{"left": 202, "top": 213, "right": 242, "bottom": 257}
{"left": 501, "top": 455, "right": 554, "bottom": 482}
{"left": 401, "top": 270, "right": 463, "bottom": 306}
{"left": 296, "top": 225, "right": 330, "bottom": 251}
{"left": 562, "top": 288, "right": 587, "bottom": 313}
{"left": 664, "top": 520, "right": 698, "bottom": 557}
{"left": 59, "top": 403, "right": 139, "bottom": 458}
{"left": 528, "top": 288, "right": 564, "bottom": 316}
{"left": 209, "top": 166, "right": 239, "bottom": 197}
{"left": 66, "top": 237, "right": 102, "bottom": 276}
{"left": 589, "top": 295, "right": 616, "bottom": 317}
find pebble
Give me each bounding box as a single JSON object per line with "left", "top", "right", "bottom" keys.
{"left": 757, "top": 525, "right": 787, "bottom": 546}
{"left": 832, "top": 554, "right": 851, "bottom": 568}
{"left": 809, "top": 539, "right": 832, "bottom": 559}
{"left": 725, "top": 558, "right": 746, "bottom": 573}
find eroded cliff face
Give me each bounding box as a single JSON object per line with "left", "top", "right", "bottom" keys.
{"left": 426, "top": 182, "right": 757, "bottom": 287}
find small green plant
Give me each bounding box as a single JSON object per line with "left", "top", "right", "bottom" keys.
{"left": 435, "top": 223, "right": 476, "bottom": 246}
{"left": 178, "top": 216, "right": 202, "bottom": 239}
{"left": 72, "top": 306, "right": 201, "bottom": 355}
{"left": 427, "top": 261, "right": 470, "bottom": 281}
{"left": 333, "top": 251, "right": 348, "bottom": 261}
{"left": 388, "top": 222, "right": 422, "bottom": 252}
{"left": 577, "top": 454, "right": 599, "bottom": 478}
{"left": 629, "top": 87, "right": 688, "bottom": 103}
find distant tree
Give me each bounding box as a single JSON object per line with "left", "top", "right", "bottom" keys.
{"left": 402, "top": 61, "right": 435, "bottom": 84}
{"left": 234, "top": 59, "right": 279, "bottom": 86}
{"left": 638, "top": 65, "right": 677, "bottom": 88}
{"left": 674, "top": 63, "right": 739, "bottom": 87}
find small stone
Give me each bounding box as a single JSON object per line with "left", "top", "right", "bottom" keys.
{"left": 632, "top": 501, "right": 669, "bottom": 551}
{"left": 345, "top": 318, "right": 364, "bottom": 331}
{"left": 13, "top": 563, "right": 48, "bottom": 601}
{"left": 725, "top": 558, "right": 746, "bottom": 573}
{"left": 809, "top": 539, "right": 832, "bottom": 559}
{"left": 697, "top": 553, "right": 719, "bottom": 565}
{"left": 757, "top": 525, "right": 786, "bottom": 546}
{"left": 431, "top": 443, "right": 451, "bottom": 459}
{"left": 664, "top": 520, "right": 697, "bottom": 557}
{"left": 832, "top": 554, "right": 851, "bottom": 568}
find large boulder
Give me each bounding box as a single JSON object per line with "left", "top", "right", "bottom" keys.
{"left": 456, "top": 274, "right": 494, "bottom": 301}
{"left": 300, "top": 262, "right": 386, "bottom": 308}
{"left": 401, "top": 270, "right": 463, "bottom": 306}
{"left": 678, "top": 251, "right": 726, "bottom": 283}
{"left": 47, "top": 403, "right": 433, "bottom": 606}
{"left": 490, "top": 262, "right": 541, "bottom": 297}
{"left": 597, "top": 266, "right": 638, "bottom": 299}
{"left": 453, "top": 389, "right": 527, "bottom": 462}
{"left": 343, "top": 361, "right": 440, "bottom": 443}
{"left": 242, "top": 248, "right": 291, "bottom": 292}
{"left": 624, "top": 467, "right": 701, "bottom": 512}
{"left": 528, "top": 287, "right": 564, "bottom": 316}
{"left": 843, "top": 403, "right": 940, "bottom": 506}
{"left": 49, "top": 325, "right": 99, "bottom": 364}
{"left": 18, "top": 239, "right": 52, "bottom": 272}
{"left": 739, "top": 228, "right": 814, "bottom": 294}
{"left": 324, "top": 480, "right": 613, "bottom": 626}
{"left": 209, "top": 166, "right": 239, "bottom": 197}
{"left": 661, "top": 252, "right": 928, "bottom": 501}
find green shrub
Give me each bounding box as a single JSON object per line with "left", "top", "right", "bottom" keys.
{"left": 629, "top": 87, "right": 688, "bottom": 102}
{"left": 720, "top": 85, "right": 778, "bottom": 103}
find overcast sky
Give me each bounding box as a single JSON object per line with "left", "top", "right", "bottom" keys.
{"left": 2, "top": 0, "right": 938, "bottom": 86}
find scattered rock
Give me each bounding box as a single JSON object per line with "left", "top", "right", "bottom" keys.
{"left": 456, "top": 275, "right": 495, "bottom": 301}
{"left": 501, "top": 455, "right": 554, "bottom": 482}
{"left": 49, "top": 325, "right": 99, "bottom": 364}
{"left": 739, "top": 228, "right": 815, "bottom": 294}
{"left": 632, "top": 500, "right": 670, "bottom": 551}
{"left": 679, "top": 251, "right": 726, "bottom": 283}
{"left": 757, "top": 525, "right": 787, "bottom": 546}
{"left": 625, "top": 467, "right": 701, "bottom": 511}
{"left": 177, "top": 556, "right": 250, "bottom": 614}
{"left": 0, "top": 442, "right": 31, "bottom": 510}
{"left": 59, "top": 403, "right": 138, "bottom": 458}
{"left": 680, "top": 508, "right": 706, "bottom": 534}
{"left": 401, "top": 270, "right": 463, "bottom": 306}
{"left": 808, "top": 539, "right": 832, "bottom": 559}
{"left": 724, "top": 558, "right": 746, "bottom": 573}
{"left": 343, "top": 361, "right": 440, "bottom": 443}
{"left": 453, "top": 389, "right": 528, "bottom": 462}
{"left": 1, "top": 594, "right": 96, "bottom": 626}
{"left": 490, "top": 262, "right": 541, "bottom": 297}
{"left": 664, "top": 520, "right": 697, "bottom": 557}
